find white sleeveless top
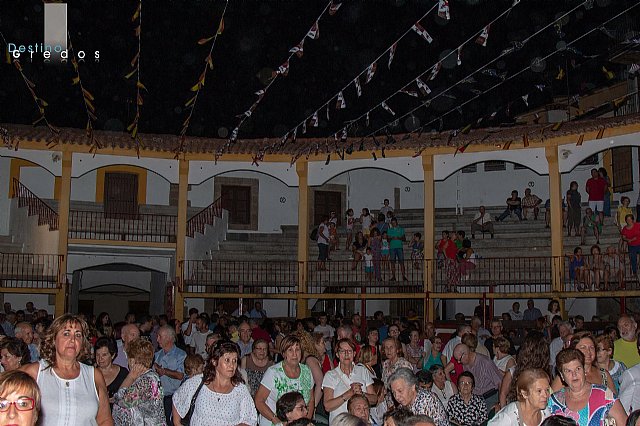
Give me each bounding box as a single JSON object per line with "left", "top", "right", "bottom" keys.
{"left": 493, "top": 355, "right": 514, "bottom": 372}
{"left": 36, "top": 360, "right": 100, "bottom": 426}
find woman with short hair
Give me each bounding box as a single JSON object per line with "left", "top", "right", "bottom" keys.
{"left": 112, "top": 338, "right": 165, "bottom": 425}
{"left": 489, "top": 368, "right": 551, "bottom": 426}
{"left": 275, "top": 391, "right": 308, "bottom": 425}
{"left": 173, "top": 340, "right": 257, "bottom": 426}
{"left": 548, "top": 348, "right": 627, "bottom": 426}
{"left": 0, "top": 370, "right": 42, "bottom": 426}
{"left": 240, "top": 338, "right": 273, "bottom": 398}
{"left": 0, "top": 338, "right": 31, "bottom": 372}
{"left": 388, "top": 367, "right": 448, "bottom": 426}
{"left": 94, "top": 337, "right": 128, "bottom": 404}
{"left": 429, "top": 364, "right": 456, "bottom": 408}
{"left": 446, "top": 371, "right": 488, "bottom": 426}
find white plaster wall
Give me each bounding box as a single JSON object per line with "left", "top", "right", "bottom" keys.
{"left": 0, "top": 149, "right": 62, "bottom": 176}
{"left": 19, "top": 167, "right": 54, "bottom": 199}
{"left": 71, "top": 171, "right": 97, "bottom": 202}
{"left": 0, "top": 157, "right": 11, "bottom": 234}
{"left": 186, "top": 211, "right": 228, "bottom": 259}
{"left": 9, "top": 199, "right": 59, "bottom": 253}
{"left": 189, "top": 178, "right": 214, "bottom": 208}
{"left": 146, "top": 171, "right": 170, "bottom": 205}
{"left": 189, "top": 161, "right": 298, "bottom": 186}
{"left": 67, "top": 253, "right": 173, "bottom": 277}
{"left": 72, "top": 154, "right": 179, "bottom": 183}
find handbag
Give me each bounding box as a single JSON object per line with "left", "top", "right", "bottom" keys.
{"left": 181, "top": 377, "right": 206, "bottom": 426}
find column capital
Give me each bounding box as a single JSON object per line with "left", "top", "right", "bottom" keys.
{"left": 421, "top": 153, "right": 434, "bottom": 171}
{"left": 295, "top": 160, "right": 308, "bottom": 176}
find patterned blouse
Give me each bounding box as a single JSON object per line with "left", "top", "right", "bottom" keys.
{"left": 406, "top": 388, "right": 449, "bottom": 426}
{"left": 446, "top": 393, "right": 488, "bottom": 426}
{"left": 547, "top": 384, "right": 615, "bottom": 426}
{"left": 112, "top": 369, "right": 166, "bottom": 426}
{"left": 382, "top": 357, "right": 414, "bottom": 406}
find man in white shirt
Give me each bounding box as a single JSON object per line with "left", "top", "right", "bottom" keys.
{"left": 619, "top": 337, "right": 640, "bottom": 414}
{"left": 185, "top": 315, "right": 210, "bottom": 358}
{"left": 114, "top": 323, "right": 141, "bottom": 368}
{"left": 442, "top": 324, "right": 471, "bottom": 362}
{"left": 471, "top": 205, "right": 494, "bottom": 239}
{"left": 549, "top": 321, "right": 572, "bottom": 372}
{"left": 380, "top": 199, "right": 394, "bottom": 222}
{"left": 313, "top": 312, "right": 335, "bottom": 359}
{"left": 508, "top": 302, "right": 524, "bottom": 321}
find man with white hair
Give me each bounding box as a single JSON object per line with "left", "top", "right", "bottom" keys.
{"left": 615, "top": 314, "right": 640, "bottom": 368}
{"left": 154, "top": 324, "right": 186, "bottom": 424}
{"left": 549, "top": 321, "right": 573, "bottom": 371}
{"left": 114, "top": 323, "right": 140, "bottom": 368}
{"left": 442, "top": 324, "right": 471, "bottom": 362}
{"left": 14, "top": 322, "right": 39, "bottom": 362}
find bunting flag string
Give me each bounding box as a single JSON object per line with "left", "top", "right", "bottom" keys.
{"left": 225, "top": 1, "right": 340, "bottom": 154}
{"left": 365, "top": 62, "right": 377, "bottom": 84}
{"left": 411, "top": 22, "right": 434, "bottom": 44}
{"left": 176, "top": 0, "right": 229, "bottom": 156}
{"left": 388, "top": 43, "right": 397, "bottom": 69}
{"left": 67, "top": 35, "right": 100, "bottom": 153}
{"left": 0, "top": 32, "right": 59, "bottom": 148}
{"left": 125, "top": 0, "right": 145, "bottom": 156}
{"left": 356, "top": 0, "right": 602, "bottom": 150}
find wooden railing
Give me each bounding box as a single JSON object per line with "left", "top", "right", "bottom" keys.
{"left": 0, "top": 252, "right": 61, "bottom": 290}
{"left": 68, "top": 210, "right": 177, "bottom": 243}
{"left": 186, "top": 196, "right": 223, "bottom": 238}
{"left": 11, "top": 178, "right": 59, "bottom": 230}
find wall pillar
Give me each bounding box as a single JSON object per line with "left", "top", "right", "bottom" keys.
{"left": 55, "top": 152, "right": 72, "bottom": 316}
{"left": 422, "top": 154, "right": 435, "bottom": 323}
{"left": 296, "top": 161, "right": 309, "bottom": 319}
{"left": 546, "top": 146, "right": 564, "bottom": 302}
{"left": 174, "top": 159, "right": 189, "bottom": 321}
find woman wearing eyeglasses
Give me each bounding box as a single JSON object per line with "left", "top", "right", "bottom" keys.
{"left": 322, "top": 338, "right": 375, "bottom": 424}
{"left": 0, "top": 370, "right": 41, "bottom": 426}
{"left": 275, "top": 392, "right": 308, "bottom": 425}
{"left": 446, "top": 371, "right": 488, "bottom": 426}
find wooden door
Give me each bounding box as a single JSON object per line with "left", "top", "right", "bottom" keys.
{"left": 221, "top": 185, "right": 251, "bottom": 225}
{"left": 612, "top": 147, "right": 633, "bottom": 193}
{"left": 314, "top": 191, "right": 341, "bottom": 226}
{"left": 104, "top": 173, "right": 138, "bottom": 218}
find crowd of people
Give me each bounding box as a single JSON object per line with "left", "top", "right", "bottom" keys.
{"left": 3, "top": 299, "right": 640, "bottom": 425}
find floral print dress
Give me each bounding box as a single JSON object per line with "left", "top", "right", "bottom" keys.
{"left": 112, "top": 369, "right": 166, "bottom": 426}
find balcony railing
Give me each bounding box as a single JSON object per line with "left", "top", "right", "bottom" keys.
{"left": 187, "top": 196, "right": 223, "bottom": 238}
{"left": 68, "top": 210, "right": 177, "bottom": 243}
{"left": 0, "top": 253, "right": 61, "bottom": 290}
{"left": 11, "top": 178, "right": 59, "bottom": 231}
{"left": 181, "top": 253, "right": 640, "bottom": 296}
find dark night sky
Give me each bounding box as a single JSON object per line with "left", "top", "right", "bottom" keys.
{"left": 0, "top": 0, "right": 638, "bottom": 143}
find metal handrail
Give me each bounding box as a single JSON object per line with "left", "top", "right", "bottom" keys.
{"left": 11, "top": 178, "right": 59, "bottom": 230}
{"left": 186, "top": 196, "right": 223, "bottom": 237}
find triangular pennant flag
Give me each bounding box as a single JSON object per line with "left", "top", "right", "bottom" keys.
{"left": 255, "top": 89, "right": 266, "bottom": 102}
{"left": 502, "top": 140, "right": 512, "bottom": 150}
{"left": 329, "top": 1, "right": 342, "bottom": 15}
{"left": 289, "top": 40, "right": 305, "bottom": 58}
{"left": 460, "top": 123, "right": 472, "bottom": 134}
{"left": 354, "top": 76, "right": 362, "bottom": 97}
{"left": 302, "top": 121, "right": 307, "bottom": 134}
{"left": 292, "top": 127, "right": 298, "bottom": 142}
{"left": 457, "top": 46, "right": 463, "bottom": 66}
{"left": 535, "top": 84, "right": 546, "bottom": 92}
{"left": 340, "top": 127, "right": 348, "bottom": 141}
{"left": 310, "top": 111, "right": 319, "bottom": 127}
{"left": 522, "top": 133, "right": 529, "bottom": 147}
{"left": 602, "top": 66, "right": 614, "bottom": 80}
{"left": 521, "top": 94, "right": 529, "bottom": 106}
{"left": 307, "top": 22, "right": 319, "bottom": 39}
{"left": 277, "top": 60, "right": 290, "bottom": 76}
{"left": 438, "top": 0, "right": 450, "bottom": 20}
{"left": 552, "top": 121, "right": 563, "bottom": 131}
{"left": 576, "top": 134, "right": 585, "bottom": 146}
{"left": 476, "top": 25, "right": 490, "bottom": 46}
{"left": 415, "top": 78, "right": 431, "bottom": 96}
{"left": 412, "top": 22, "right": 433, "bottom": 44}
{"left": 556, "top": 67, "right": 565, "bottom": 80}
{"left": 454, "top": 140, "right": 472, "bottom": 156}
{"left": 365, "top": 62, "right": 377, "bottom": 84}
{"left": 326, "top": 103, "right": 331, "bottom": 121}
{"left": 596, "top": 127, "right": 605, "bottom": 139}
{"left": 629, "top": 63, "right": 640, "bottom": 78}
{"left": 400, "top": 89, "right": 419, "bottom": 97}
{"left": 365, "top": 112, "right": 370, "bottom": 127}
{"left": 381, "top": 101, "right": 395, "bottom": 116}
{"left": 388, "top": 43, "right": 397, "bottom": 69}
{"left": 336, "top": 91, "right": 346, "bottom": 109}
{"left": 429, "top": 62, "right": 442, "bottom": 81}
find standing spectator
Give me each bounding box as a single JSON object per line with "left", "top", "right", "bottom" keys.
{"left": 586, "top": 168, "right": 608, "bottom": 224}
{"left": 96, "top": 312, "right": 114, "bottom": 339}
{"left": 379, "top": 199, "right": 394, "bottom": 222}
{"left": 14, "top": 322, "right": 39, "bottom": 362}
{"left": 249, "top": 301, "right": 268, "bottom": 319}
{"left": 522, "top": 188, "right": 543, "bottom": 221}
{"left": 443, "top": 324, "right": 472, "bottom": 362}
{"left": 508, "top": 302, "right": 523, "bottom": 321}
{"left": 523, "top": 300, "right": 543, "bottom": 322}
{"left": 617, "top": 197, "right": 633, "bottom": 229}
{"left": 495, "top": 190, "right": 522, "bottom": 222}
{"left": 172, "top": 341, "right": 257, "bottom": 426}
{"left": 112, "top": 338, "right": 165, "bottom": 425}
{"left": 471, "top": 206, "right": 494, "bottom": 239}
{"left": 599, "top": 167, "right": 612, "bottom": 217}
{"left": 114, "top": 323, "right": 141, "bottom": 368}
{"left": 153, "top": 325, "right": 186, "bottom": 425}
{"left": 621, "top": 214, "right": 640, "bottom": 278}
{"left": 550, "top": 322, "right": 573, "bottom": 372}
{"left": 316, "top": 215, "right": 330, "bottom": 271}
{"left": 314, "top": 312, "right": 335, "bottom": 360}
{"left": 580, "top": 207, "right": 602, "bottom": 245}
{"left": 566, "top": 181, "right": 582, "bottom": 237}
{"left": 388, "top": 218, "right": 408, "bottom": 282}
{"left": 94, "top": 337, "right": 128, "bottom": 407}
{"left": 614, "top": 315, "right": 640, "bottom": 368}
{"left": 345, "top": 208, "right": 355, "bottom": 252}
{"left": 409, "top": 233, "right": 424, "bottom": 270}
{"left": 185, "top": 315, "right": 210, "bottom": 359}
{"left": 360, "top": 208, "right": 373, "bottom": 238}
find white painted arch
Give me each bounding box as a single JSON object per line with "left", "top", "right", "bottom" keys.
{"left": 189, "top": 161, "right": 298, "bottom": 186}
{"left": 558, "top": 132, "right": 640, "bottom": 173}
{"left": 0, "top": 148, "right": 62, "bottom": 176}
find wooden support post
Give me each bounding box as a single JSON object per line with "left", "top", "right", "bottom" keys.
{"left": 174, "top": 159, "right": 189, "bottom": 321}
{"left": 296, "top": 161, "right": 309, "bottom": 319}
{"left": 422, "top": 154, "right": 435, "bottom": 323}
{"left": 55, "top": 152, "right": 72, "bottom": 317}
{"left": 546, "top": 146, "right": 564, "bottom": 312}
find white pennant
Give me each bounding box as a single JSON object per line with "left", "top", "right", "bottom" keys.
{"left": 521, "top": 94, "right": 529, "bottom": 106}
{"left": 400, "top": 89, "right": 419, "bottom": 98}
{"left": 438, "top": 0, "right": 450, "bottom": 20}
{"left": 365, "top": 112, "right": 370, "bottom": 127}
{"left": 354, "top": 76, "right": 362, "bottom": 97}
{"left": 326, "top": 103, "right": 330, "bottom": 120}
{"left": 476, "top": 25, "right": 490, "bottom": 47}
{"left": 306, "top": 22, "right": 319, "bottom": 40}
{"left": 429, "top": 62, "right": 442, "bottom": 81}
{"left": 415, "top": 78, "right": 431, "bottom": 95}
{"left": 302, "top": 121, "right": 307, "bottom": 134}
{"left": 411, "top": 22, "right": 433, "bottom": 44}
{"left": 381, "top": 101, "right": 395, "bottom": 116}
{"left": 310, "top": 111, "right": 319, "bottom": 127}
{"left": 457, "top": 47, "right": 462, "bottom": 66}
{"left": 388, "top": 43, "right": 397, "bottom": 69}
{"left": 365, "top": 62, "right": 377, "bottom": 84}
{"left": 336, "top": 91, "right": 346, "bottom": 109}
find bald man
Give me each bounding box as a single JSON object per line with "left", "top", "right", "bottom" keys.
{"left": 114, "top": 323, "right": 141, "bottom": 368}
{"left": 615, "top": 315, "right": 640, "bottom": 368}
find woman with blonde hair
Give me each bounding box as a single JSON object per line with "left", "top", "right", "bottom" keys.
{"left": 293, "top": 331, "right": 325, "bottom": 417}
{"left": 21, "top": 313, "right": 113, "bottom": 426}
{"left": 490, "top": 368, "right": 551, "bottom": 426}
{"left": 0, "top": 370, "right": 41, "bottom": 426}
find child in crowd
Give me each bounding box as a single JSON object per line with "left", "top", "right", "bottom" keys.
{"left": 386, "top": 210, "right": 394, "bottom": 224}
{"left": 370, "top": 379, "right": 388, "bottom": 426}
{"left": 567, "top": 246, "right": 587, "bottom": 290}
{"left": 184, "top": 353, "right": 205, "bottom": 379}
{"left": 381, "top": 232, "right": 390, "bottom": 273}
{"left": 329, "top": 222, "right": 339, "bottom": 253}
{"left": 360, "top": 208, "right": 372, "bottom": 237}
{"left": 410, "top": 232, "right": 424, "bottom": 270}
{"left": 364, "top": 247, "right": 374, "bottom": 281}
{"left": 345, "top": 208, "right": 355, "bottom": 252}
{"left": 604, "top": 245, "right": 625, "bottom": 290}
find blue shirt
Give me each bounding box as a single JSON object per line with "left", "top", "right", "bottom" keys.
{"left": 154, "top": 345, "right": 187, "bottom": 396}
{"left": 28, "top": 343, "right": 39, "bottom": 362}
{"left": 523, "top": 307, "right": 543, "bottom": 321}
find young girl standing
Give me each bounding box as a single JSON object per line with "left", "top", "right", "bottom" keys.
{"left": 345, "top": 208, "right": 355, "bottom": 252}
{"left": 360, "top": 208, "right": 372, "bottom": 237}
{"left": 381, "top": 232, "right": 390, "bottom": 275}
{"left": 410, "top": 232, "right": 424, "bottom": 270}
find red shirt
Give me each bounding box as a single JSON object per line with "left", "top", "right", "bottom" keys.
{"left": 443, "top": 241, "right": 458, "bottom": 259}
{"left": 251, "top": 326, "right": 271, "bottom": 343}
{"left": 586, "top": 177, "right": 607, "bottom": 201}
{"left": 622, "top": 223, "right": 640, "bottom": 247}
